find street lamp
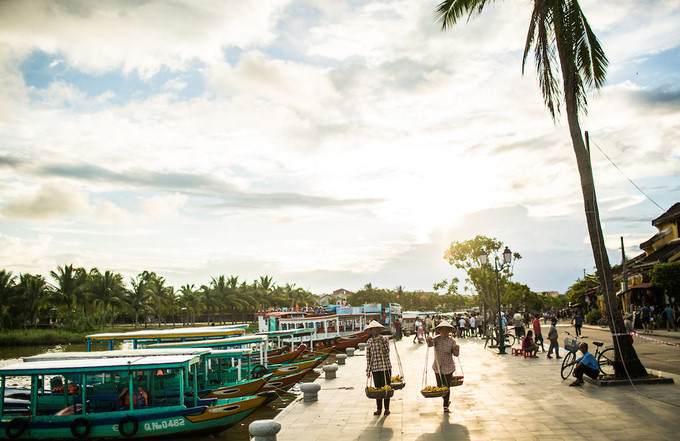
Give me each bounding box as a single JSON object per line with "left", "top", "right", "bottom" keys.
{"left": 479, "top": 246, "right": 513, "bottom": 354}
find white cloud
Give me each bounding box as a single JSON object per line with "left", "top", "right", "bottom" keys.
{"left": 0, "top": 0, "right": 677, "bottom": 294}
{"left": 139, "top": 193, "right": 188, "bottom": 219}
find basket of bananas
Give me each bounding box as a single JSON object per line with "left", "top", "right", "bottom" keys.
{"left": 390, "top": 375, "right": 405, "bottom": 390}
{"left": 420, "top": 385, "right": 449, "bottom": 398}
{"left": 365, "top": 385, "right": 395, "bottom": 399}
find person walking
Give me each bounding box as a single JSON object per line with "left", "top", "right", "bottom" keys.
{"left": 546, "top": 318, "right": 561, "bottom": 359}
{"left": 426, "top": 320, "right": 460, "bottom": 413}
{"left": 513, "top": 312, "right": 524, "bottom": 341}
{"left": 664, "top": 305, "right": 676, "bottom": 332}
{"left": 394, "top": 318, "right": 402, "bottom": 340}
{"left": 641, "top": 303, "right": 652, "bottom": 334}
{"left": 469, "top": 315, "right": 476, "bottom": 337}
{"left": 365, "top": 320, "right": 391, "bottom": 416}
{"left": 413, "top": 317, "right": 423, "bottom": 343}
{"left": 532, "top": 313, "right": 545, "bottom": 352}
{"left": 425, "top": 315, "right": 433, "bottom": 338}
{"left": 571, "top": 310, "right": 583, "bottom": 337}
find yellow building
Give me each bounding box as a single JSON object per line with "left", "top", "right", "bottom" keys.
{"left": 619, "top": 202, "right": 680, "bottom": 312}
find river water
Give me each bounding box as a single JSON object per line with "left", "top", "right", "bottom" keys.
{"left": 0, "top": 343, "right": 315, "bottom": 440}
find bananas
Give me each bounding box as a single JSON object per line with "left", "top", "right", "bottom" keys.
{"left": 422, "top": 386, "right": 448, "bottom": 392}
{"left": 366, "top": 385, "right": 393, "bottom": 391}
{"left": 390, "top": 375, "right": 403, "bottom": 383}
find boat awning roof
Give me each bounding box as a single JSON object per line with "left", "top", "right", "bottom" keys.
{"left": 279, "top": 314, "right": 339, "bottom": 323}
{"left": 145, "top": 335, "right": 267, "bottom": 349}
{"left": 0, "top": 355, "right": 200, "bottom": 376}
{"left": 256, "top": 329, "right": 314, "bottom": 337}
{"left": 23, "top": 348, "right": 211, "bottom": 362}
{"left": 86, "top": 325, "right": 248, "bottom": 341}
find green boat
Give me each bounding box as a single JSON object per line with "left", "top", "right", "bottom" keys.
{"left": 0, "top": 355, "right": 268, "bottom": 440}
{"left": 22, "top": 348, "right": 269, "bottom": 403}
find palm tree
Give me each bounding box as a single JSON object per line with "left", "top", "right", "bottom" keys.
{"left": 16, "top": 273, "right": 51, "bottom": 328}
{"left": 179, "top": 284, "right": 202, "bottom": 325}
{"left": 0, "top": 270, "right": 17, "bottom": 328}
{"left": 89, "top": 269, "right": 125, "bottom": 327}
{"left": 126, "top": 275, "right": 153, "bottom": 328}
{"left": 436, "top": 0, "right": 646, "bottom": 377}
{"left": 49, "top": 264, "right": 86, "bottom": 323}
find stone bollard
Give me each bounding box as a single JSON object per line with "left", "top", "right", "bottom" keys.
{"left": 299, "top": 382, "right": 321, "bottom": 402}
{"left": 322, "top": 363, "right": 338, "bottom": 379}
{"left": 357, "top": 342, "right": 367, "bottom": 351}
{"left": 346, "top": 347, "right": 356, "bottom": 357}
{"left": 249, "top": 419, "right": 281, "bottom": 441}
{"left": 336, "top": 353, "right": 347, "bottom": 365}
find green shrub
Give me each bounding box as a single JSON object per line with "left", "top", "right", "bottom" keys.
{"left": 585, "top": 310, "right": 602, "bottom": 325}
{"left": 0, "top": 329, "right": 85, "bottom": 347}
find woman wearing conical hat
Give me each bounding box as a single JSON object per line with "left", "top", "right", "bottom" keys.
{"left": 426, "top": 320, "right": 460, "bottom": 413}
{"left": 365, "top": 320, "right": 392, "bottom": 416}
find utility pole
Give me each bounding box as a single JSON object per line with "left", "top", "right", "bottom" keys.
{"left": 621, "top": 237, "right": 628, "bottom": 312}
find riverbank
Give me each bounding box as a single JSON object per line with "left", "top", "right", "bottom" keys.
{"left": 0, "top": 321, "right": 258, "bottom": 347}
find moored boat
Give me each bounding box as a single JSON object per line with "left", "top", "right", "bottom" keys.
{"left": 0, "top": 355, "right": 266, "bottom": 440}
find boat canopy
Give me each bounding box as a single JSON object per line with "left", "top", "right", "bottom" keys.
{"left": 0, "top": 354, "right": 200, "bottom": 377}
{"left": 85, "top": 324, "right": 249, "bottom": 351}
{"left": 145, "top": 335, "right": 267, "bottom": 349}
{"left": 23, "top": 348, "right": 212, "bottom": 362}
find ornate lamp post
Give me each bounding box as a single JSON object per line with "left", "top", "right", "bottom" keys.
{"left": 479, "top": 246, "right": 513, "bottom": 355}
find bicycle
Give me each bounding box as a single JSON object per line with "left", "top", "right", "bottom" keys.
{"left": 483, "top": 325, "right": 516, "bottom": 349}
{"left": 560, "top": 331, "right": 615, "bottom": 379}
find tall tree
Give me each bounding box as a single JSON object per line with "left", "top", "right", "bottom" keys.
{"left": 126, "top": 275, "right": 153, "bottom": 328}
{"left": 49, "top": 264, "right": 86, "bottom": 321}
{"left": 0, "top": 270, "right": 17, "bottom": 328}
{"left": 89, "top": 269, "right": 125, "bottom": 326}
{"left": 436, "top": 0, "right": 646, "bottom": 377}
{"left": 16, "top": 273, "right": 51, "bottom": 328}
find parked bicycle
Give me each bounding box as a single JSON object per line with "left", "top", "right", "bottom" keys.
{"left": 483, "top": 325, "right": 516, "bottom": 349}
{"left": 560, "top": 331, "right": 615, "bottom": 379}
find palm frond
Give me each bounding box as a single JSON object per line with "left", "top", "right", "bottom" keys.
{"left": 436, "top": 0, "right": 495, "bottom": 30}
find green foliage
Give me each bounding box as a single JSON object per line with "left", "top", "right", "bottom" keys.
{"left": 443, "top": 235, "right": 521, "bottom": 311}
{"left": 585, "top": 309, "right": 603, "bottom": 325}
{"left": 0, "top": 329, "right": 85, "bottom": 347}
{"left": 651, "top": 262, "right": 680, "bottom": 298}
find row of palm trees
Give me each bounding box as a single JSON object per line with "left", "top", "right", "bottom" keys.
{"left": 0, "top": 266, "right": 317, "bottom": 331}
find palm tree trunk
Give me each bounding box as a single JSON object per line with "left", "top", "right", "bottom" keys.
{"left": 559, "top": 47, "right": 647, "bottom": 379}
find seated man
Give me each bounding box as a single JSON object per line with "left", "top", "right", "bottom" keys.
{"left": 521, "top": 330, "right": 538, "bottom": 357}
{"left": 566, "top": 342, "right": 599, "bottom": 386}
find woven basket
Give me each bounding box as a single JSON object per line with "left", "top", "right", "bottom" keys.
{"left": 420, "top": 387, "right": 449, "bottom": 398}
{"left": 564, "top": 338, "right": 579, "bottom": 352}
{"left": 390, "top": 381, "right": 405, "bottom": 390}
{"left": 450, "top": 376, "right": 464, "bottom": 387}
{"left": 365, "top": 387, "right": 394, "bottom": 399}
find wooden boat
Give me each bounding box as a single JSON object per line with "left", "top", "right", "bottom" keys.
{"left": 295, "top": 347, "right": 334, "bottom": 361}
{"left": 0, "top": 355, "right": 267, "bottom": 440}
{"left": 257, "top": 369, "right": 312, "bottom": 404}
{"left": 313, "top": 331, "right": 370, "bottom": 352}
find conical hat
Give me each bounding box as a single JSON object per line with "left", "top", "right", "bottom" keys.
{"left": 434, "top": 320, "right": 455, "bottom": 331}
{"left": 364, "top": 320, "right": 386, "bottom": 331}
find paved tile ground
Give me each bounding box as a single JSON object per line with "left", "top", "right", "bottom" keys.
{"left": 273, "top": 335, "right": 680, "bottom": 441}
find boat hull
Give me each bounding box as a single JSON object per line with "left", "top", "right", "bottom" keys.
{"left": 0, "top": 395, "right": 267, "bottom": 440}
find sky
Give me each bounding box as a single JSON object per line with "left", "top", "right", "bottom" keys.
{"left": 0, "top": 0, "right": 679, "bottom": 297}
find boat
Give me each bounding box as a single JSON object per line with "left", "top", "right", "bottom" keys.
{"left": 85, "top": 324, "right": 249, "bottom": 351}
{"left": 0, "top": 355, "right": 267, "bottom": 440}
{"left": 22, "top": 348, "right": 268, "bottom": 401}
{"left": 257, "top": 368, "right": 312, "bottom": 404}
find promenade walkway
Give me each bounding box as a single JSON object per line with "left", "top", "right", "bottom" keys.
{"left": 273, "top": 336, "right": 680, "bottom": 441}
